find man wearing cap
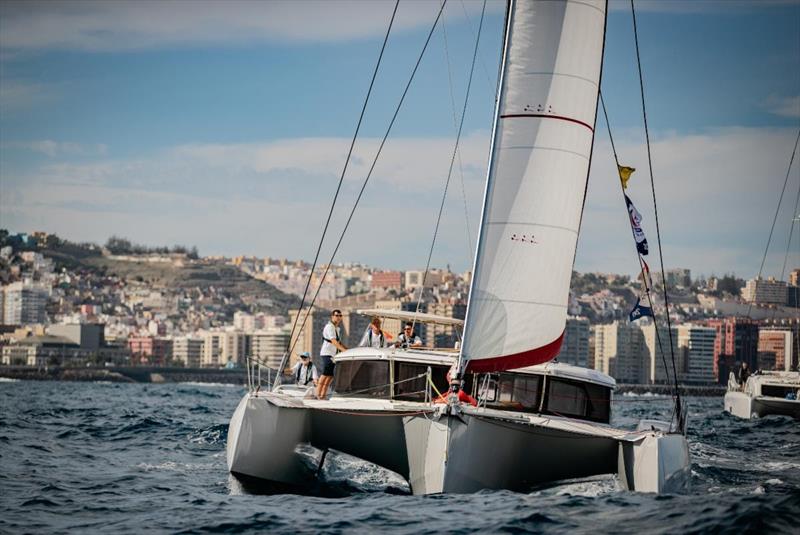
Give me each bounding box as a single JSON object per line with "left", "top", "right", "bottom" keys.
{"left": 290, "top": 352, "right": 319, "bottom": 387}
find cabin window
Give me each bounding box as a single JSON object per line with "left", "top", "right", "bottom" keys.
{"left": 491, "top": 375, "right": 542, "bottom": 412}
{"left": 543, "top": 378, "right": 610, "bottom": 424}
{"left": 762, "top": 384, "right": 798, "bottom": 399}
{"left": 393, "top": 363, "right": 449, "bottom": 401}
{"left": 333, "top": 361, "right": 390, "bottom": 398}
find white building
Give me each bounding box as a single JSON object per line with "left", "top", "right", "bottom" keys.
{"left": 641, "top": 322, "right": 680, "bottom": 384}
{"left": 557, "top": 316, "right": 590, "bottom": 367}
{"left": 742, "top": 277, "right": 788, "bottom": 305}
{"left": 678, "top": 324, "right": 716, "bottom": 384}
{"left": 593, "top": 322, "right": 646, "bottom": 384}
{"left": 173, "top": 337, "right": 204, "bottom": 367}
{"left": 251, "top": 328, "right": 291, "bottom": 369}
{"left": 2, "top": 282, "right": 49, "bottom": 325}
{"left": 200, "top": 330, "right": 249, "bottom": 368}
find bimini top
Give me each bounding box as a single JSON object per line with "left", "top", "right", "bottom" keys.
{"left": 513, "top": 361, "right": 617, "bottom": 389}
{"left": 357, "top": 308, "right": 464, "bottom": 327}
{"left": 334, "top": 346, "right": 457, "bottom": 367}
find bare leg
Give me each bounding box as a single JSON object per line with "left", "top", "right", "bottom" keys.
{"left": 317, "top": 375, "right": 332, "bottom": 399}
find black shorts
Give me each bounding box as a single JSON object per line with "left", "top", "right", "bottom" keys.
{"left": 320, "top": 355, "right": 335, "bottom": 376}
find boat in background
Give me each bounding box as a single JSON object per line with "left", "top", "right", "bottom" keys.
{"left": 724, "top": 371, "right": 800, "bottom": 420}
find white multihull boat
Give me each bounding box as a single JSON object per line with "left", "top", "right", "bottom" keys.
{"left": 227, "top": 0, "right": 693, "bottom": 496}
{"left": 724, "top": 371, "right": 800, "bottom": 420}
{"left": 227, "top": 349, "right": 690, "bottom": 494}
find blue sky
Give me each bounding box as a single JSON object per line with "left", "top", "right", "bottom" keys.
{"left": 1, "top": 0, "right": 799, "bottom": 280}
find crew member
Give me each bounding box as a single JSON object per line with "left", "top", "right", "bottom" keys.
{"left": 317, "top": 309, "right": 347, "bottom": 399}
{"left": 290, "top": 351, "right": 319, "bottom": 387}
{"left": 359, "top": 317, "right": 387, "bottom": 348}
{"left": 395, "top": 322, "right": 422, "bottom": 348}
{"left": 738, "top": 361, "right": 751, "bottom": 385}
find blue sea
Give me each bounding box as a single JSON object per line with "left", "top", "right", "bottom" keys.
{"left": 1, "top": 380, "right": 798, "bottom": 534}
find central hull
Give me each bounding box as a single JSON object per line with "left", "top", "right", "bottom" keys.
{"left": 227, "top": 392, "right": 689, "bottom": 494}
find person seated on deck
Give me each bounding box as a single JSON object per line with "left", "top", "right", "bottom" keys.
{"left": 359, "top": 317, "right": 388, "bottom": 349}
{"left": 738, "top": 362, "right": 750, "bottom": 386}
{"left": 394, "top": 322, "right": 422, "bottom": 348}
{"left": 290, "top": 352, "right": 319, "bottom": 387}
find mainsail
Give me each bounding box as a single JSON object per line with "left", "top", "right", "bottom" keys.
{"left": 460, "top": 0, "right": 607, "bottom": 373}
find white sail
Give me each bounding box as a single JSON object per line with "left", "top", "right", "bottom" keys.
{"left": 461, "top": 0, "right": 606, "bottom": 373}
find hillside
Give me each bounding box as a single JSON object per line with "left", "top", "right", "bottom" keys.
{"left": 6, "top": 232, "right": 300, "bottom": 315}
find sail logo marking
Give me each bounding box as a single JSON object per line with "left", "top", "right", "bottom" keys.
{"left": 510, "top": 233, "right": 538, "bottom": 244}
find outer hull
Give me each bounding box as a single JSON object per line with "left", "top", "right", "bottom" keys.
{"left": 227, "top": 392, "right": 690, "bottom": 494}
{"left": 725, "top": 391, "right": 800, "bottom": 420}
{"left": 226, "top": 393, "right": 312, "bottom": 487}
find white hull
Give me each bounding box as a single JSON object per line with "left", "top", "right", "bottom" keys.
{"left": 226, "top": 392, "right": 690, "bottom": 494}
{"left": 724, "top": 391, "right": 800, "bottom": 420}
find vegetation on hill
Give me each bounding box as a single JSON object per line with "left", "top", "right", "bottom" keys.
{"left": 0, "top": 230, "right": 299, "bottom": 315}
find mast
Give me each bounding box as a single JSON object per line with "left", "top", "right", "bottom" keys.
{"left": 458, "top": 0, "right": 608, "bottom": 375}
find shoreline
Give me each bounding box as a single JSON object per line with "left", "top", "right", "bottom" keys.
{"left": 0, "top": 365, "right": 247, "bottom": 385}
{"left": 0, "top": 366, "right": 727, "bottom": 395}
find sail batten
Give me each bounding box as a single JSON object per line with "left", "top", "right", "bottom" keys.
{"left": 460, "top": 0, "right": 606, "bottom": 373}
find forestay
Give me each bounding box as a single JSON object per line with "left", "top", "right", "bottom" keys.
{"left": 461, "top": 0, "right": 606, "bottom": 373}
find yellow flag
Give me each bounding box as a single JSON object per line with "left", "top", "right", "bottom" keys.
{"left": 618, "top": 165, "right": 635, "bottom": 189}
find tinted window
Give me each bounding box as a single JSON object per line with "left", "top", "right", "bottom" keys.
{"left": 544, "top": 378, "right": 610, "bottom": 423}
{"left": 394, "top": 363, "right": 449, "bottom": 401}
{"left": 762, "top": 385, "right": 797, "bottom": 398}
{"left": 489, "top": 374, "right": 542, "bottom": 412}
{"left": 333, "top": 361, "right": 390, "bottom": 398}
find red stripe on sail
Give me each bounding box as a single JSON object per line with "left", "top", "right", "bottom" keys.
{"left": 500, "top": 113, "right": 594, "bottom": 133}
{"left": 464, "top": 331, "right": 565, "bottom": 373}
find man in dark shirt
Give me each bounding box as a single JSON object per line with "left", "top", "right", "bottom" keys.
{"left": 737, "top": 362, "right": 750, "bottom": 385}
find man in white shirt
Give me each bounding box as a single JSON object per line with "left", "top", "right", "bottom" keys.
{"left": 359, "top": 317, "right": 388, "bottom": 348}
{"left": 290, "top": 352, "right": 319, "bottom": 387}
{"left": 317, "top": 309, "right": 347, "bottom": 399}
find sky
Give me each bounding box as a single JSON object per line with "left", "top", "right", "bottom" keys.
{"left": 1, "top": 0, "right": 799, "bottom": 280}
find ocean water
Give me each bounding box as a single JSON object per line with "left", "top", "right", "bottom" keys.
{"left": 1, "top": 381, "right": 798, "bottom": 534}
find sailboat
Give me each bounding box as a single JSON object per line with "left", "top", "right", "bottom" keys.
{"left": 227, "top": 0, "right": 690, "bottom": 494}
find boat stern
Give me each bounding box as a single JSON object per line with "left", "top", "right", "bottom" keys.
{"left": 617, "top": 431, "right": 690, "bottom": 493}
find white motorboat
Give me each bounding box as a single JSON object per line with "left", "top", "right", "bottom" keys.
{"left": 227, "top": 0, "right": 691, "bottom": 495}
{"left": 724, "top": 371, "right": 800, "bottom": 420}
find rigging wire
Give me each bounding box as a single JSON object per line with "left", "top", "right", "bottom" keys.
{"left": 772, "top": 158, "right": 800, "bottom": 323}
{"left": 287, "top": 0, "right": 450, "bottom": 358}
{"left": 630, "top": 0, "right": 682, "bottom": 428}
{"left": 412, "top": 0, "right": 487, "bottom": 332}
{"left": 599, "top": 93, "right": 674, "bottom": 394}
{"left": 441, "top": 14, "right": 475, "bottom": 269}
{"left": 458, "top": 0, "right": 496, "bottom": 101}
{"left": 748, "top": 128, "right": 800, "bottom": 319}
{"left": 279, "top": 0, "right": 400, "bottom": 381}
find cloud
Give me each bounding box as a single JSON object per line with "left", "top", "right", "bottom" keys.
{"left": 0, "top": 79, "right": 56, "bottom": 110}
{"left": 0, "top": 0, "right": 503, "bottom": 52}
{"left": 763, "top": 95, "right": 800, "bottom": 119}
{"left": 3, "top": 140, "right": 108, "bottom": 157}
{"left": 2, "top": 127, "right": 799, "bottom": 276}
{"left": 576, "top": 126, "right": 800, "bottom": 278}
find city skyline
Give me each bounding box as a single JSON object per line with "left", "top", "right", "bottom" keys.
{"left": 1, "top": 1, "right": 799, "bottom": 278}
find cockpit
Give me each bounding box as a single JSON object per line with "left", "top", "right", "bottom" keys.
{"left": 332, "top": 349, "right": 614, "bottom": 424}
